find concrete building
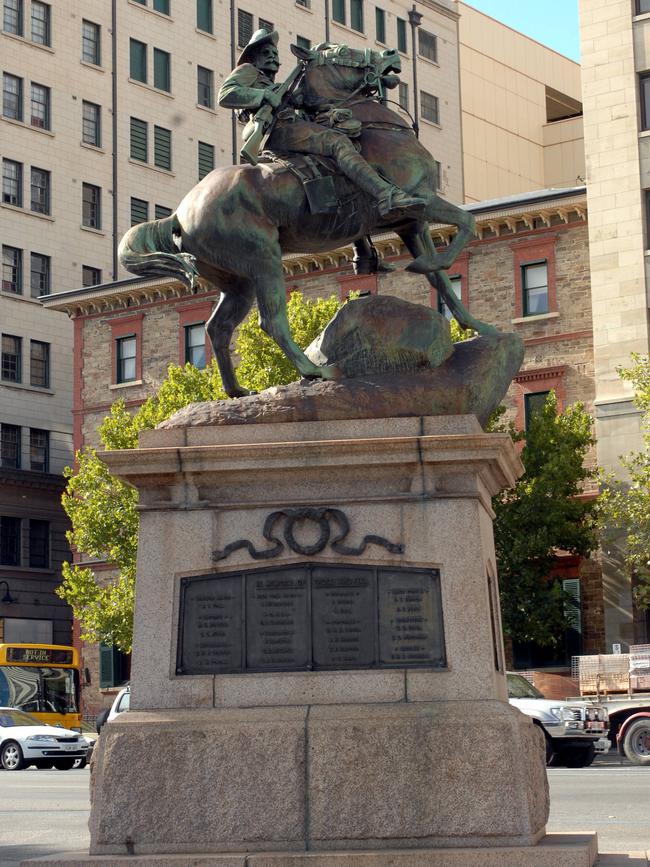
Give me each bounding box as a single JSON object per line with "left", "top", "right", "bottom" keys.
{"left": 579, "top": 0, "right": 650, "bottom": 650}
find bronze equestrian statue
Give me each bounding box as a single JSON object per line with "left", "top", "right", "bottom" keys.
{"left": 119, "top": 33, "right": 495, "bottom": 398}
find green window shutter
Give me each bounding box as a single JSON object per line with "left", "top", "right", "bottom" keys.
{"left": 130, "top": 197, "right": 149, "bottom": 225}
{"left": 154, "top": 0, "right": 170, "bottom": 13}
{"left": 563, "top": 579, "right": 582, "bottom": 634}
{"left": 99, "top": 643, "right": 116, "bottom": 688}
{"left": 350, "top": 0, "right": 363, "bottom": 32}
{"left": 155, "top": 204, "right": 172, "bottom": 219}
{"left": 237, "top": 9, "right": 253, "bottom": 47}
{"left": 129, "top": 38, "right": 147, "bottom": 82}
{"left": 375, "top": 7, "right": 385, "bottom": 43}
{"left": 332, "top": 0, "right": 345, "bottom": 24}
{"left": 130, "top": 117, "right": 148, "bottom": 162}
{"left": 154, "top": 48, "right": 170, "bottom": 91}
{"left": 197, "top": 0, "right": 213, "bottom": 32}
{"left": 397, "top": 17, "right": 407, "bottom": 53}
{"left": 154, "top": 126, "right": 172, "bottom": 170}
{"left": 198, "top": 141, "right": 214, "bottom": 179}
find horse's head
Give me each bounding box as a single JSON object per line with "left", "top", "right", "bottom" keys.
{"left": 294, "top": 42, "right": 402, "bottom": 109}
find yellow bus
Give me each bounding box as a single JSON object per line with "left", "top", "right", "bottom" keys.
{"left": 0, "top": 644, "right": 82, "bottom": 729}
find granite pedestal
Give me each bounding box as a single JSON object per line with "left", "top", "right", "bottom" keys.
{"left": 24, "top": 415, "right": 597, "bottom": 866}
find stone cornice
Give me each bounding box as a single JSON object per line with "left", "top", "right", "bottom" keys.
{"left": 42, "top": 190, "right": 587, "bottom": 318}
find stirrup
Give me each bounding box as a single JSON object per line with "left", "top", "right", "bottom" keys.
{"left": 377, "top": 187, "right": 426, "bottom": 218}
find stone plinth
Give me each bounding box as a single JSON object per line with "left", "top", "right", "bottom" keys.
{"left": 24, "top": 416, "right": 597, "bottom": 866}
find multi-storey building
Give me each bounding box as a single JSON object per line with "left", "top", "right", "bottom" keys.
{"left": 579, "top": 0, "right": 650, "bottom": 650}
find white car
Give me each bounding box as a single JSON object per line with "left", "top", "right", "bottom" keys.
{"left": 95, "top": 685, "right": 130, "bottom": 733}
{"left": 0, "top": 707, "right": 89, "bottom": 771}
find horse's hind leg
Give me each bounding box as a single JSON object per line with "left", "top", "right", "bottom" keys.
{"left": 253, "top": 267, "right": 337, "bottom": 382}
{"left": 206, "top": 284, "right": 256, "bottom": 398}
{"left": 397, "top": 222, "right": 497, "bottom": 337}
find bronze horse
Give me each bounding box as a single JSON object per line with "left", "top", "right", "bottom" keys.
{"left": 118, "top": 43, "right": 495, "bottom": 398}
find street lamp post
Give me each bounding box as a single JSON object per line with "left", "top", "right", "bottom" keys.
{"left": 408, "top": 4, "right": 422, "bottom": 139}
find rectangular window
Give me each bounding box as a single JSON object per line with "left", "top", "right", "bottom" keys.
{"left": 259, "top": 17, "right": 273, "bottom": 31}
{"left": 30, "top": 340, "right": 49, "bottom": 387}
{"left": 30, "top": 82, "right": 49, "bottom": 129}
{"left": 82, "top": 101, "right": 101, "bottom": 146}
{"left": 524, "top": 391, "right": 550, "bottom": 431}
{"left": 421, "top": 90, "right": 439, "bottom": 124}
{"left": 0, "top": 516, "right": 21, "bottom": 565}
{"left": 116, "top": 335, "right": 137, "bottom": 383}
{"left": 82, "top": 20, "right": 100, "bottom": 65}
{"left": 29, "top": 519, "right": 49, "bottom": 566}
{"left": 397, "top": 17, "right": 407, "bottom": 53}
{"left": 296, "top": 0, "right": 311, "bottom": 7}
{"left": 82, "top": 182, "right": 101, "bottom": 229}
{"left": 522, "top": 261, "right": 549, "bottom": 316}
{"left": 29, "top": 428, "right": 49, "bottom": 472}
{"left": 154, "top": 125, "right": 172, "bottom": 170}
{"left": 296, "top": 35, "right": 311, "bottom": 49}
{"left": 3, "top": 0, "right": 22, "bottom": 35}
{"left": 30, "top": 166, "right": 50, "bottom": 214}
{"left": 1, "top": 334, "right": 22, "bottom": 381}
{"left": 30, "top": 252, "right": 50, "bottom": 297}
{"left": 197, "top": 66, "right": 214, "bottom": 108}
{"left": 82, "top": 265, "right": 101, "bottom": 286}
{"left": 197, "top": 0, "right": 212, "bottom": 32}
{"left": 1, "top": 426, "right": 21, "bottom": 470}
{"left": 31, "top": 1, "right": 50, "bottom": 45}
{"left": 418, "top": 29, "right": 437, "bottom": 62}
{"left": 438, "top": 274, "right": 461, "bottom": 320}
{"left": 398, "top": 81, "right": 408, "bottom": 111}
{"left": 2, "top": 246, "right": 22, "bottom": 294}
{"left": 2, "top": 73, "right": 22, "bottom": 121}
{"left": 332, "top": 0, "right": 345, "bottom": 24}
{"left": 130, "top": 196, "right": 149, "bottom": 226}
{"left": 153, "top": 0, "right": 170, "bottom": 13}
{"left": 198, "top": 141, "right": 214, "bottom": 179}
{"left": 433, "top": 158, "right": 441, "bottom": 190}
{"left": 375, "top": 7, "right": 385, "bottom": 43}
{"left": 99, "top": 643, "right": 130, "bottom": 689}
{"left": 130, "top": 116, "right": 148, "bottom": 162}
{"left": 185, "top": 323, "right": 206, "bottom": 369}
{"left": 155, "top": 204, "right": 172, "bottom": 219}
{"left": 237, "top": 8, "right": 253, "bottom": 47}
{"left": 130, "top": 38, "right": 147, "bottom": 82}
{"left": 350, "top": 0, "right": 363, "bottom": 32}
{"left": 2, "top": 158, "right": 22, "bottom": 206}
{"left": 637, "top": 0, "right": 650, "bottom": 13}
{"left": 153, "top": 48, "right": 170, "bottom": 92}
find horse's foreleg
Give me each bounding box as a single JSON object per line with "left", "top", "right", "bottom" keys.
{"left": 254, "top": 273, "right": 338, "bottom": 382}
{"left": 206, "top": 287, "right": 256, "bottom": 398}
{"left": 406, "top": 198, "right": 476, "bottom": 274}
{"left": 397, "top": 222, "right": 497, "bottom": 337}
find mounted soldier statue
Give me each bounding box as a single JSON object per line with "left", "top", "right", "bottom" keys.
{"left": 119, "top": 30, "right": 493, "bottom": 398}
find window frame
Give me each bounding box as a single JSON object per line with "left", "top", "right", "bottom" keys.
{"left": 237, "top": 8, "right": 253, "bottom": 47}
{"left": 29, "top": 340, "right": 50, "bottom": 388}
{"left": 82, "top": 182, "right": 101, "bottom": 229}
{"left": 198, "top": 140, "right": 214, "bottom": 179}
{"left": 30, "top": 252, "right": 50, "bottom": 297}
{"left": 197, "top": 0, "right": 213, "bottom": 32}
{"left": 521, "top": 260, "right": 550, "bottom": 317}
{"left": 29, "top": 81, "right": 49, "bottom": 129}
{"left": 30, "top": 166, "right": 50, "bottom": 214}
{"left": 82, "top": 265, "right": 102, "bottom": 287}
{"left": 130, "top": 196, "right": 149, "bottom": 226}
{"left": 511, "top": 235, "right": 558, "bottom": 319}
{"left": 153, "top": 125, "right": 172, "bottom": 170}
{"left": 2, "top": 245, "right": 22, "bottom": 294}
{"left": 28, "top": 518, "right": 49, "bottom": 567}
{"left": 637, "top": 0, "right": 650, "bottom": 15}
{"left": 1, "top": 333, "right": 22, "bottom": 382}
{"left": 332, "top": 0, "right": 346, "bottom": 25}
{"left": 110, "top": 314, "right": 144, "bottom": 386}
{"left": 2, "top": 158, "right": 23, "bottom": 207}
{"left": 82, "top": 100, "right": 101, "bottom": 147}
{"left": 197, "top": 65, "right": 214, "bottom": 108}
{"left": 0, "top": 515, "right": 21, "bottom": 565}
{"left": 398, "top": 81, "right": 408, "bottom": 111}
{"left": 153, "top": 47, "right": 171, "bottom": 92}
{"left": 418, "top": 29, "right": 437, "bottom": 63}
{"left": 116, "top": 335, "right": 137, "bottom": 384}
{"left": 375, "top": 6, "right": 385, "bottom": 43}
{"left": 513, "top": 365, "right": 566, "bottom": 432}
{"left": 30, "top": 1, "right": 50, "bottom": 46}
{"left": 184, "top": 322, "right": 207, "bottom": 369}
{"left": 177, "top": 302, "right": 213, "bottom": 366}
{"left": 350, "top": 0, "right": 363, "bottom": 32}
{"left": 130, "top": 116, "right": 148, "bottom": 162}
{"left": 29, "top": 428, "right": 49, "bottom": 472}
{"left": 3, "top": 0, "right": 23, "bottom": 36}
{"left": 129, "top": 38, "right": 147, "bottom": 83}
{"left": 0, "top": 425, "right": 21, "bottom": 471}
{"left": 81, "top": 19, "right": 100, "bottom": 65}
{"left": 523, "top": 391, "right": 551, "bottom": 432}
{"left": 396, "top": 17, "right": 407, "bottom": 53}
{"left": 2, "top": 73, "right": 23, "bottom": 121}
{"left": 420, "top": 90, "right": 439, "bottom": 125}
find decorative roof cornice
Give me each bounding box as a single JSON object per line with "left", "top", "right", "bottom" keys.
{"left": 42, "top": 187, "right": 587, "bottom": 318}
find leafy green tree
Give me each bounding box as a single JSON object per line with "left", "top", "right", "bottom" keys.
{"left": 492, "top": 393, "right": 600, "bottom": 646}
{"left": 600, "top": 354, "right": 650, "bottom": 609}
{"left": 57, "top": 292, "right": 340, "bottom": 651}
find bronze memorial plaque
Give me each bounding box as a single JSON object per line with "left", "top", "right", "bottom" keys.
{"left": 177, "top": 564, "right": 445, "bottom": 675}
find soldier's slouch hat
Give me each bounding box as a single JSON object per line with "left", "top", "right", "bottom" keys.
{"left": 237, "top": 28, "right": 279, "bottom": 66}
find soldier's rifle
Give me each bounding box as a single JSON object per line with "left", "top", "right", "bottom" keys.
{"left": 240, "top": 61, "right": 305, "bottom": 166}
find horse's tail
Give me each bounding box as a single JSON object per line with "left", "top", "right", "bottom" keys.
{"left": 117, "top": 213, "right": 200, "bottom": 290}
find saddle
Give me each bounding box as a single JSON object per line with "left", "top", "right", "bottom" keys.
{"left": 263, "top": 152, "right": 352, "bottom": 215}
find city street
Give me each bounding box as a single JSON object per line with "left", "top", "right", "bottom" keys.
{"left": 0, "top": 756, "right": 649, "bottom": 865}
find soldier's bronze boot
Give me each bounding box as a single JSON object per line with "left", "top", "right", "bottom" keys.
{"left": 333, "top": 145, "right": 426, "bottom": 218}
{"left": 377, "top": 186, "right": 426, "bottom": 218}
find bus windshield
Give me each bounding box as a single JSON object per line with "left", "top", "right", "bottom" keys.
{"left": 0, "top": 666, "right": 79, "bottom": 715}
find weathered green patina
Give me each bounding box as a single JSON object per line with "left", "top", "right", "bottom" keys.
{"left": 118, "top": 39, "right": 498, "bottom": 399}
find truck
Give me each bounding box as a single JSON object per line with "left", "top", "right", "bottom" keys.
{"left": 572, "top": 646, "right": 650, "bottom": 766}
{"left": 507, "top": 672, "right": 610, "bottom": 767}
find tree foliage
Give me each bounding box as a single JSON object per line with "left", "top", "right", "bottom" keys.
{"left": 600, "top": 354, "right": 650, "bottom": 608}
{"left": 492, "top": 393, "right": 600, "bottom": 646}
{"left": 57, "top": 293, "right": 340, "bottom": 651}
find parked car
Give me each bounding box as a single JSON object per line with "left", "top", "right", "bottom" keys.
{"left": 95, "top": 685, "right": 130, "bottom": 734}
{"left": 73, "top": 722, "right": 99, "bottom": 768}
{"left": 507, "top": 672, "right": 610, "bottom": 767}
{"left": 0, "top": 707, "right": 89, "bottom": 771}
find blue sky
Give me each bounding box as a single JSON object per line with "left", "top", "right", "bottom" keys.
{"left": 464, "top": 1, "right": 581, "bottom": 62}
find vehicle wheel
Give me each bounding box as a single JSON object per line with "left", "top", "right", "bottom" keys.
{"left": 622, "top": 719, "right": 650, "bottom": 765}
{"left": 1, "top": 741, "right": 26, "bottom": 771}
{"left": 95, "top": 709, "right": 109, "bottom": 734}
{"left": 53, "top": 758, "right": 76, "bottom": 770}
{"left": 33, "top": 760, "right": 54, "bottom": 770}
{"left": 73, "top": 758, "right": 87, "bottom": 769}
{"left": 544, "top": 733, "right": 555, "bottom": 766}
{"left": 561, "top": 744, "right": 596, "bottom": 768}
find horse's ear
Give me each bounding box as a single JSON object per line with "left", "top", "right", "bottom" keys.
{"left": 290, "top": 43, "right": 315, "bottom": 61}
